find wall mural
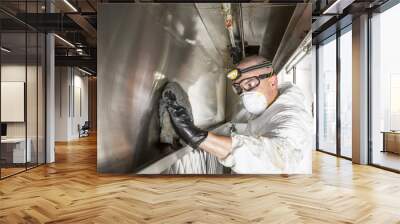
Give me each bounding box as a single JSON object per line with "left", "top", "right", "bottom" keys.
{"left": 97, "top": 3, "right": 312, "bottom": 174}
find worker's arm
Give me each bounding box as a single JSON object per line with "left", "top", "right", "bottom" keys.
{"left": 201, "top": 131, "right": 306, "bottom": 173}
{"left": 164, "top": 90, "right": 232, "bottom": 159}
{"left": 217, "top": 127, "right": 311, "bottom": 174}
{"left": 199, "top": 132, "right": 232, "bottom": 160}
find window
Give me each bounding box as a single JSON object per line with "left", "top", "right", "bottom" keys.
{"left": 339, "top": 28, "right": 352, "bottom": 158}
{"left": 317, "top": 36, "right": 337, "bottom": 154}
{"left": 371, "top": 3, "right": 400, "bottom": 171}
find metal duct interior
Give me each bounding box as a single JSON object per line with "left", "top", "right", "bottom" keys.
{"left": 98, "top": 4, "right": 228, "bottom": 173}
{"left": 97, "top": 3, "right": 311, "bottom": 173}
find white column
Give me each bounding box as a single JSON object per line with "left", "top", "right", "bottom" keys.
{"left": 46, "top": 1, "right": 56, "bottom": 163}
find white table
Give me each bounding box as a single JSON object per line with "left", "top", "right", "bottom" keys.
{"left": 1, "top": 138, "right": 31, "bottom": 163}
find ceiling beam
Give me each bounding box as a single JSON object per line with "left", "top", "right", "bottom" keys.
{"left": 14, "top": 13, "right": 83, "bottom": 32}
{"left": 67, "top": 13, "right": 97, "bottom": 41}
{"left": 55, "top": 55, "right": 96, "bottom": 70}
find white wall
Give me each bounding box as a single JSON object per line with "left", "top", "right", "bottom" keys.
{"left": 1, "top": 63, "right": 46, "bottom": 164}
{"left": 72, "top": 73, "right": 89, "bottom": 138}
{"left": 55, "top": 67, "right": 89, "bottom": 141}
{"left": 55, "top": 67, "right": 69, "bottom": 141}
{"left": 1, "top": 65, "right": 26, "bottom": 136}
{"left": 1, "top": 65, "right": 36, "bottom": 138}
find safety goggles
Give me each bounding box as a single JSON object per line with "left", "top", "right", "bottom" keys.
{"left": 232, "top": 72, "right": 273, "bottom": 95}
{"left": 226, "top": 61, "right": 272, "bottom": 81}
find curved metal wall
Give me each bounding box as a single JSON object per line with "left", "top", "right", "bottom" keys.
{"left": 97, "top": 4, "right": 229, "bottom": 173}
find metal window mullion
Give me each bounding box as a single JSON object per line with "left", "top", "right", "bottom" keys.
{"left": 36, "top": 0, "right": 39, "bottom": 167}
{"left": 367, "top": 11, "right": 373, "bottom": 165}
{"left": 44, "top": 31, "right": 47, "bottom": 164}
{"left": 25, "top": 0, "right": 28, "bottom": 171}
{"left": 44, "top": 37, "right": 47, "bottom": 163}
{"left": 316, "top": 45, "right": 320, "bottom": 150}
{"left": 336, "top": 30, "right": 341, "bottom": 157}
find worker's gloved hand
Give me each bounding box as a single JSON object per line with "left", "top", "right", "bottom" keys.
{"left": 164, "top": 91, "right": 208, "bottom": 149}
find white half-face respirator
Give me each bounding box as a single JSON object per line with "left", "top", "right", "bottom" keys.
{"left": 226, "top": 60, "right": 274, "bottom": 115}
{"left": 240, "top": 91, "right": 268, "bottom": 115}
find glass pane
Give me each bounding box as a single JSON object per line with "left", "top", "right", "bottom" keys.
{"left": 318, "top": 37, "right": 337, "bottom": 154}
{"left": 1, "top": 31, "right": 27, "bottom": 177}
{"left": 371, "top": 4, "right": 400, "bottom": 171}
{"left": 27, "top": 31, "right": 38, "bottom": 169}
{"left": 340, "top": 29, "right": 352, "bottom": 158}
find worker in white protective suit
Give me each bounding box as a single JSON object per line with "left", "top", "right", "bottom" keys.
{"left": 164, "top": 55, "right": 313, "bottom": 174}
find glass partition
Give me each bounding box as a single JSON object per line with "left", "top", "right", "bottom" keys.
{"left": 371, "top": 3, "right": 400, "bottom": 171}
{"left": 1, "top": 31, "right": 28, "bottom": 177}
{"left": 317, "top": 36, "right": 337, "bottom": 154}
{"left": 0, "top": 1, "right": 46, "bottom": 179}
{"left": 27, "top": 31, "right": 38, "bottom": 169}
{"left": 339, "top": 27, "right": 352, "bottom": 158}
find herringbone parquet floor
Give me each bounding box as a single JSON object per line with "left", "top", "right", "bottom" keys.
{"left": 1, "top": 134, "right": 400, "bottom": 224}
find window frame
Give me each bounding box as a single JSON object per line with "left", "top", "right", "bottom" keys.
{"left": 367, "top": 0, "right": 400, "bottom": 173}
{"left": 315, "top": 24, "right": 353, "bottom": 160}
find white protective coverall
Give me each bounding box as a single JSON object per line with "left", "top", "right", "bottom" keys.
{"left": 166, "top": 82, "right": 313, "bottom": 174}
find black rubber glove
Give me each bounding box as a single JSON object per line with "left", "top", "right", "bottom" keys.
{"left": 164, "top": 90, "right": 208, "bottom": 149}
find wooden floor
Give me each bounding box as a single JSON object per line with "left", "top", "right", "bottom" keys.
{"left": 1, "top": 135, "right": 400, "bottom": 224}
{"left": 372, "top": 150, "right": 400, "bottom": 171}
{"left": 1, "top": 167, "right": 26, "bottom": 178}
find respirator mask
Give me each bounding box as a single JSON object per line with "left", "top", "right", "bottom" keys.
{"left": 240, "top": 91, "right": 268, "bottom": 115}
{"left": 226, "top": 61, "right": 274, "bottom": 115}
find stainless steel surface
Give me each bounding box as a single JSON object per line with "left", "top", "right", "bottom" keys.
{"left": 136, "top": 146, "right": 192, "bottom": 174}
{"left": 283, "top": 32, "right": 312, "bottom": 73}
{"left": 138, "top": 122, "right": 229, "bottom": 174}
{"left": 239, "top": 3, "right": 246, "bottom": 58}
{"left": 98, "top": 3, "right": 228, "bottom": 173}
{"left": 241, "top": 3, "right": 296, "bottom": 61}
{"left": 311, "top": 15, "right": 334, "bottom": 32}
{"left": 194, "top": 3, "right": 232, "bottom": 70}
{"left": 221, "top": 3, "right": 236, "bottom": 49}
{"left": 272, "top": 3, "right": 312, "bottom": 73}
{"left": 322, "top": 0, "right": 355, "bottom": 14}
